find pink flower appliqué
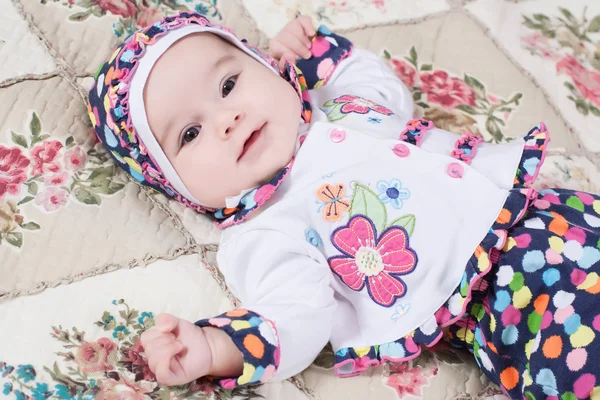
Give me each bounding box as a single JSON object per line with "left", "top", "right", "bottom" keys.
{"left": 328, "top": 215, "right": 417, "bottom": 307}
{"left": 385, "top": 363, "right": 438, "bottom": 398}
{"left": 333, "top": 95, "right": 394, "bottom": 116}
{"left": 419, "top": 70, "right": 476, "bottom": 109}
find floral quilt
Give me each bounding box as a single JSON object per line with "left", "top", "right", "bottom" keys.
{"left": 1, "top": 0, "right": 599, "bottom": 399}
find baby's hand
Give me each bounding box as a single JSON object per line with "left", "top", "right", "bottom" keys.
{"left": 269, "top": 16, "right": 316, "bottom": 71}
{"left": 141, "top": 313, "right": 212, "bottom": 386}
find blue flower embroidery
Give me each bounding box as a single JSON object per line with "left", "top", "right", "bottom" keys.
{"left": 376, "top": 179, "right": 410, "bottom": 209}
{"left": 305, "top": 228, "right": 323, "bottom": 248}
{"left": 368, "top": 117, "right": 382, "bottom": 124}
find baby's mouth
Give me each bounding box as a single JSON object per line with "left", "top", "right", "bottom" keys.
{"left": 238, "top": 122, "right": 266, "bottom": 161}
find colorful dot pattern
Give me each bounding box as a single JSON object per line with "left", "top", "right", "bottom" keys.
{"left": 196, "top": 309, "right": 280, "bottom": 388}
{"left": 446, "top": 189, "right": 600, "bottom": 399}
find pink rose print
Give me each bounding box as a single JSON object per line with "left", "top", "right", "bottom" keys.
{"left": 74, "top": 337, "right": 116, "bottom": 373}
{"left": 35, "top": 187, "right": 68, "bottom": 212}
{"left": 96, "top": 376, "right": 148, "bottom": 400}
{"left": 333, "top": 95, "right": 394, "bottom": 116}
{"left": 391, "top": 59, "right": 416, "bottom": 87}
{"left": 419, "top": 70, "right": 476, "bottom": 109}
{"left": 557, "top": 55, "right": 600, "bottom": 108}
{"left": 43, "top": 171, "right": 69, "bottom": 186}
{"left": 328, "top": 215, "right": 417, "bottom": 307}
{"left": 521, "top": 32, "right": 559, "bottom": 60}
{"left": 386, "top": 363, "right": 438, "bottom": 398}
{"left": 123, "top": 340, "right": 155, "bottom": 382}
{"left": 0, "top": 145, "right": 30, "bottom": 201}
{"left": 63, "top": 146, "right": 86, "bottom": 171}
{"left": 30, "top": 140, "right": 63, "bottom": 175}
{"left": 95, "top": 0, "right": 136, "bottom": 18}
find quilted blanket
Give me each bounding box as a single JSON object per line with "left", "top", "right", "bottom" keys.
{"left": 1, "top": 0, "right": 600, "bottom": 399}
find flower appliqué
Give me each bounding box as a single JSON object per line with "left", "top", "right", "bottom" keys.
{"left": 321, "top": 95, "right": 393, "bottom": 122}
{"left": 316, "top": 183, "right": 350, "bottom": 222}
{"left": 376, "top": 179, "right": 410, "bottom": 209}
{"left": 305, "top": 228, "right": 323, "bottom": 248}
{"left": 328, "top": 215, "right": 418, "bottom": 307}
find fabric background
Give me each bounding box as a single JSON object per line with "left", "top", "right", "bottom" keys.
{"left": 1, "top": 0, "right": 599, "bottom": 398}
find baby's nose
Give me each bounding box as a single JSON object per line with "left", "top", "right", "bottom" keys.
{"left": 224, "top": 112, "right": 244, "bottom": 135}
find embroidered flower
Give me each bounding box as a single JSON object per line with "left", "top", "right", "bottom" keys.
{"left": 316, "top": 183, "right": 350, "bottom": 222}
{"left": 0, "top": 146, "right": 30, "bottom": 201}
{"left": 328, "top": 215, "right": 417, "bottom": 307}
{"left": 305, "top": 228, "right": 323, "bottom": 248}
{"left": 419, "top": 70, "right": 476, "bottom": 109}
{"left": 333, "top": 95, "right": 394, "bottom": 116}
{"left": 376, "top": 179, "right": 410, "bottom": 209}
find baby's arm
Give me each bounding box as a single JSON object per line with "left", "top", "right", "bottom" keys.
{"left": 143, "top": 230, "right": 335, "bottom": 387}
{"left": 141, "top": 314, "right": 243, "bottom": 386}
{"left": 271, "top": 18, "right": 414, "bottom": 119}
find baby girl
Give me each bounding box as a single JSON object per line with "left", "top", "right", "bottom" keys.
{"left": 88, "top": 11, "right": 600, "bottom": 399}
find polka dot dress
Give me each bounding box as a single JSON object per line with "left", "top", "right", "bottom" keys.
{"left": 445, "top": 188, "right": 600, "bottom": 399}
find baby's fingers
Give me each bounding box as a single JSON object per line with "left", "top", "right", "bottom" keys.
{"left": 296, "top": 16, "right": 316, "bottom": 39}
{"left": 153, "top": 341, "right": 185, "bottom": 386}
{"left": 278, "top": 51, "right": 298, "bottom": 71}
{"left": 156, "top": 313, "right": 180, "bottom": 334}
{"left": 279, "top": 30, "right": 311, "bottom": 59}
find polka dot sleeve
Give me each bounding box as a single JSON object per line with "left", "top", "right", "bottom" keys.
{"left": 195, "top": 309, "right": 280, "bottom": 388}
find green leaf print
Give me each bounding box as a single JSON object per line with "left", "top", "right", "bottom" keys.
{"left": 322, "top": 103, "right": 347, "bottom": 122}
{"left": 349, "top": 183, "right": 387, "bottom": 235}
{"left": 388, "top": 214, "right": 416, "bottom": 237}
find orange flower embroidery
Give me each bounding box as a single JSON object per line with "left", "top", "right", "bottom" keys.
{"left": 316, "top": 183, "right": 350, "bottom": 222}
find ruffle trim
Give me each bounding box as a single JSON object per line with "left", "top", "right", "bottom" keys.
{"left": 398, "top": 118, "right": 434, "bottom": 146}
{"left": 513, "top": 122, "right": 550, "bottom": 188}
{"left": 451, "top": 132, "right": 484, "bottom": 165}
{"left": 334, "top": 315, "right": 443, "bottom": 377}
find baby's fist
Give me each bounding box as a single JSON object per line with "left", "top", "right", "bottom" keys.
{"left": 141, "top": 313, "right": 212, "bottom": 386}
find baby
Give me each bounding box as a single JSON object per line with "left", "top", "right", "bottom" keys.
{"left": 88, "top": 11, "right": 600, "bottom": 399}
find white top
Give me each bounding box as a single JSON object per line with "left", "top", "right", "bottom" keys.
{"left": 217, "top": 48, "right": 525, "bottom": 380}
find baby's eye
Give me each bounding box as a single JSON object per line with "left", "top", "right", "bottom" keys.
{"left": 181, "top": 126, "right": 201, "bottom": 146}
{"left": 222, "top": 75, "right": 238, "bottom": 98}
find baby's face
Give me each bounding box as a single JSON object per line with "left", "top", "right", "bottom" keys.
{"left": 144, "top": 33, "right": 301, "bottom": 208}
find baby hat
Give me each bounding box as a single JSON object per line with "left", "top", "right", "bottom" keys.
{"left": 87, "top": 11, "right": 311, "bottom": 226}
